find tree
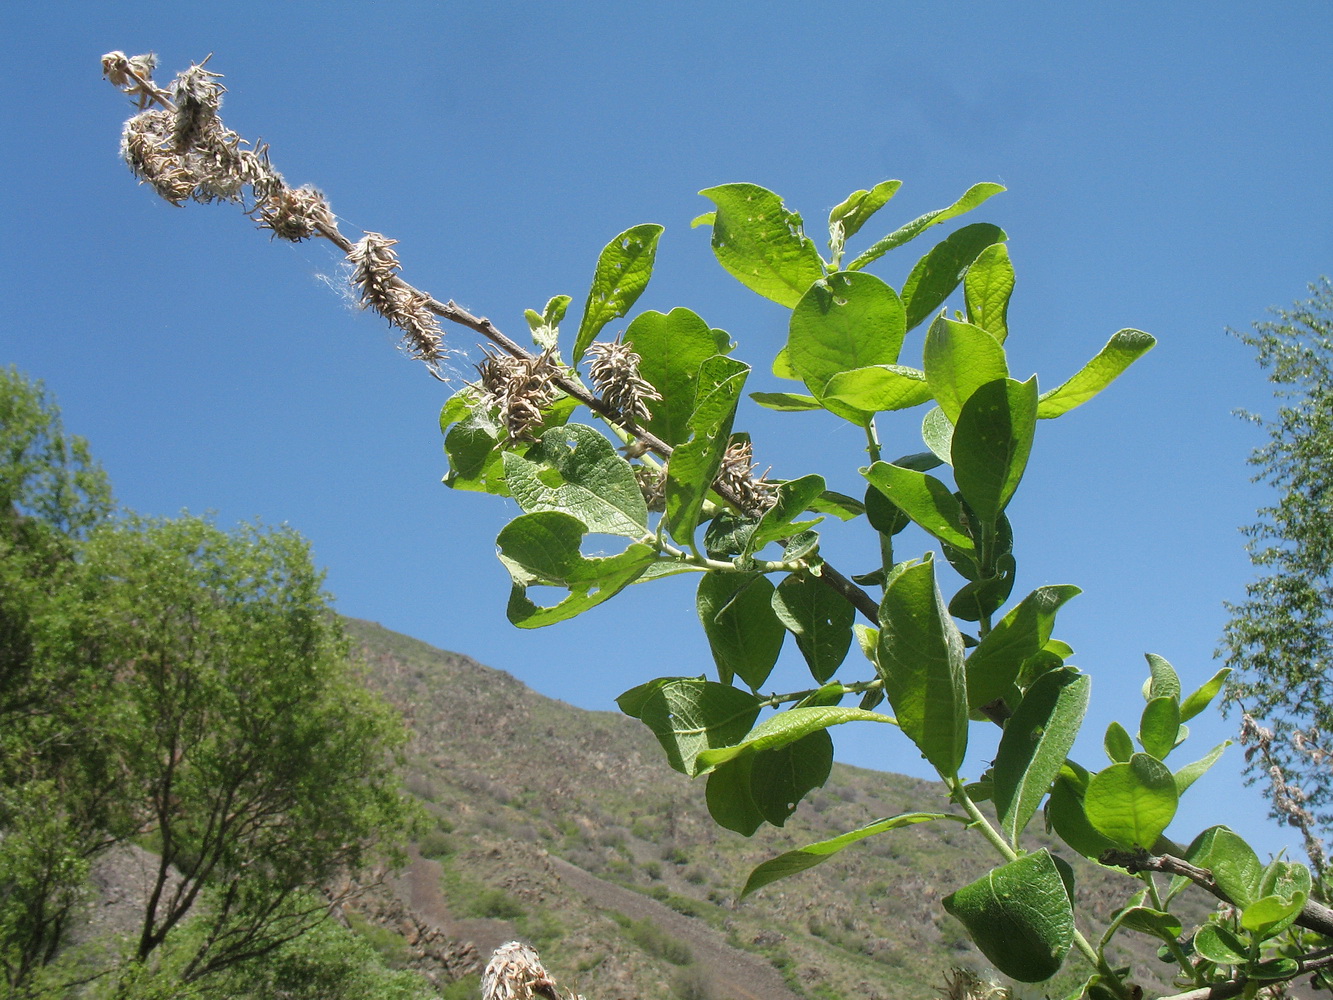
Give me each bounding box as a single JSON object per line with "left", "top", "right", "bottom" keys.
{"left": 0, "top": 367, "right": 420, "bottom": 996}
{"left": 1221, "top": 278, "right": 1333, "bottom": 862}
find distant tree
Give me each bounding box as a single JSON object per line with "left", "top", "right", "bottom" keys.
{"left": 0, "top": 368, "right": 420, "bottom": 996}
{"left": 0, "top": 366, "right": 121, "bottom": 991}
{"left": 1221, "top": 278, "right": 1333, "bottom": 857}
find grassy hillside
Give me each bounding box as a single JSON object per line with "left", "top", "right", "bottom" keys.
{"left": 344, "top": 618, "right": 1212, "bottom": 1000}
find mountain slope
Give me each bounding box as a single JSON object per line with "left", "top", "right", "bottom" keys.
{"left": 344, "top": 618, "right": 1207, "bottom": 1000}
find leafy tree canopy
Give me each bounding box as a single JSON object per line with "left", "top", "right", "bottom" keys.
{"left": 0, "top": 366, "right": 422, "bottom": 998}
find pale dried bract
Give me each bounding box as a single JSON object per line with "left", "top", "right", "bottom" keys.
{"left": 482, "top": 941, "right": 582, "bottom": 1000}
{"left": 586, "top": 338, "right": 661, "bottom": 424}
{"left": 259, "top": 184, "right": 334, "bottom": 241}
{"left": 347, "top": 233, "right": 447, "bottom": 373}
{"left": 101, "top": 50, "right": 163, "bottom": 108}
{"left": 474, "top": 347, "right": 563, "bottom": 443}
{"left": 171, "top": 60, "right": 224, "bottom": 151}
{"left": 716, "top": 439, "right": 778, "bottom": 514}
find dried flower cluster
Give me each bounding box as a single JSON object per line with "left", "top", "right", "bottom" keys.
{"left": 585, "top": 338, "right": 661, "bottom": 424}
{"left": 474, "top": 347, "right": 564, "bottom": 443}
{"left": 716, "top": 439, "right": 778, "bottom": 514}
{"left": 104, "top": 52, "right": 448, "bottom": 375}
{"left": 347, "top": 233, "right": 446, "bottom": 374}
{"left": 936, "top": 966, "right": 1014, "bottom": 1000}
{"left": 635, "top": 464, "right": 667, "bottom": 512}
{"left": 106, "top": 51, "right": 291, "bottom": 213}
{"left": 1241, "top": 714, "right": 1329, "bottom": 878}
{"left": 482, "top": 942, "right": 581, "bottom": 1000}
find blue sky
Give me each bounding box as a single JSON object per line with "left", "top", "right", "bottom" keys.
{"left": 3, "top": 3, "right": 1331, "bottom": 863}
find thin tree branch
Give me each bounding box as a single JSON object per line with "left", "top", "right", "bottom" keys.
{"left": 1101, "top": 848, "right": 1333, "bottom": 937}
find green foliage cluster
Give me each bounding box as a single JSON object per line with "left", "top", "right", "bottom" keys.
{"left": 0, "top": 367, "right": 422, "bottom": 998}
{"left": 434, "top": 183, "right": 1332, "bottom": 997}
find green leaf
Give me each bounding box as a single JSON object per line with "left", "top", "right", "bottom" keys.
{"left": 573, "top": 224, "right": 665, "bottom": 363}
{"left": 1046, "top": 762, "right": 1120, "bottom": 861}
{"left": 752, "top": 475, "right": 828, "bottom": 548}
{"left": 822, "top": 365, "right": 933, "bottom": 413}
{"left": 502, "top": 424, "right": 648, "bottom": 537}
{"left": 700, "top": 183, "right": 825, "bottom": 307}
{"left": 1259, "top": 857, "right": 1312, "bottom": 901}
{"left": 691, "top": 211, "right": 716, "bottom": 229}
{"left": 616, "top": 677, "right": 761, "bottom": 776}
{"left": 1084, "top": 753, "right": 1178, "bottom": 849}
{"left": 1180, "top": 668, "right": 1231, "bottom": 722}
{"left": 741, "top": 811, "right": 959, "bottom": 898}
{"left": 922, "top": 316, "right": 1009, "bottom": 424}
{"left": 543, "top": 294, "right": 571, "bottom": 327}
{"left": 695, "top": 705, "right": 898, "bottom": 772}
{"left": 772, "top": 573, "right": 856, "bottom": 683}
{"left": 1143, "top": 653, "right": 1182, "bottom": 701}
{"left": 1174, "top": 741, "right": 1229, "bottom": 795}
{"left": 1179, "top": 827, "right": 1261, "bottom": 907}
{"left": 1138, "top": 696, "right": 1182, "bottom": 760}
{"left": 994, "top": 668, "right": 1091, "bottom": 845}
{"left": 1192, "top": 922, "right": 1248, "bottom": 965}
{"left": 964, "top": 242, "right": 1015, "bottom": 344}
{"left": 807, "top": 490, "right": 864, "bottom": 520}
{"left": 848, "top": 182, "right": 1006, "bottom": 272}
{"left": 1109, "top": 906, "right": 1183, "bottom": 946}
{"left": 922, "top": 406, "right": 955, "bottom": 465}
{"left": 788, "top": 271, "right": 907, "bottom": 417}
{"left": 948, "top": 558, "right": 1016, "bottom": 623}
{"left": 624, "top": 308, "right": 733, "bottom": 447}
{"left": 876, "top": 555, "right": 968, "bottom": 777}
{"left": 664, "top": 356, "right": 749, "bottom": 545}
{"left": 772, "top": 346, "right": 800, "bottom": 380}
{"left": 1242, "top": 892, "right": 1307, "bottom": 938}
{"left": 439, "top": 386, "right": 475, "bottom": 436}
{"left": 862, "top": 462, "right": 973, "bottom": 551}
{"left": 1104, "top": 721, "right": 1135, "bottom": 763}
{"left": 1036, "top": 329, "right": 1156, "bottom": 419}
{"left": 828, "top": 180, "right": 903, "bottom": 241}
{"left": 901, "top": 223, "right": 1007, "bottom": 332}
{"left": 443, "top": 410, "right": 509, "bottom": 494}
{"left": 952, "top": 376, "right": 1038, "bottom": 524}
{"left": 750, "top": 391, "right": 822, "bottom": 412}
{"left": 965, "top": 585, "right": 1080, "bottom": 711}
{"left": 1247, "top": 958, "right": 1301, "bottom": 981}
{"left": 943, "top": 850, "right": 1075, "bottom": 983}
{"left": 496, "top": 511, "right": 657, "bottom": 627}
{"left": 706, "top": 757, "right": 764, "bottom": 835}
{"left": 696, "top": 573, "right": 784, "bottom": 690}
{"left": 749, "top": 730, "right": 834, "bottom": 827}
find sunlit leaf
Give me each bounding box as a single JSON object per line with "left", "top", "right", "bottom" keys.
{"left": 573, "top": 224, "right": 664, "bottom": 363}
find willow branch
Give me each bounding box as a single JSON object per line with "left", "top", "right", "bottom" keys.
{"left": 102, "top": 51, "right": 880, "bottom": 623}
{"left": 1101, "top": 848, "right": 1333, "bottom": 937}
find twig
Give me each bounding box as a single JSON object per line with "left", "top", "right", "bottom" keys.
{"left": 1101, "top": 848, "right": 1333, "bottom": 937}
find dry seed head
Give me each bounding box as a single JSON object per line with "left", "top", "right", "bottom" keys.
{"left": 121, "top": 109, "right": 194, "bottom": 205}
{"left": 482, "top": 942, "right": 579, "bottom": 1000}
{"left": 259, "top": 184, "right": 334, "bottom": 241}
{"left": 102, "top": 51, "right": 162, "bottom": 108}
{"left": 586, "top": 338, "right": 661, "bottom": 423}
{"left": 474, "top": 347, "right": 562, "bottom": 443}
{"left": 171, "top": 61, "right": 224, "bottom": 150}
{"left": 347, "top": 233, "right": 446, "bottom": 373}
{"left": 635, "top": 464, "right": 666, "bottom": 512}
{"left": 717, "top": 439, "right": 778, "bottom": 513}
